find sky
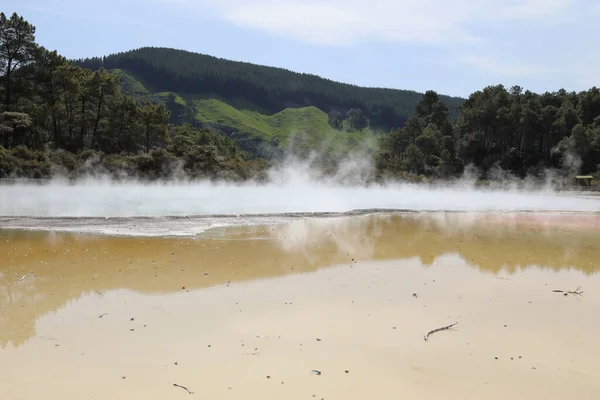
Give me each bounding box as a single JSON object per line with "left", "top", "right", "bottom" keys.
{"left": 3, "top": 0, "right": 599, "bottom": 97}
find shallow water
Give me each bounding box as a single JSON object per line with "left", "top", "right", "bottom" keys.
{"left": 1, "top": 213, "right": 600, "bottom": 399}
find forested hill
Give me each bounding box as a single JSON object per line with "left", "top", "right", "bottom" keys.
{"left": 3, "top": 11, "right": 599, "bottom": 183}
{"left": 74, "top": 47, "right": 464, "bottom": 131}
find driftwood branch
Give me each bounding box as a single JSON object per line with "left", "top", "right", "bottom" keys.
{"left": 552, "top": 286, "right": 583, "bottom": 296}
{"left": 173, "top": 383, "right": 193, "bottom": 394}
{"left": 424, "top": 322, "right": 458, "bottom": 341}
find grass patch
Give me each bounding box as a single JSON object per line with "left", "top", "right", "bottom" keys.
{"left": 110, "top": 68, "right": 153, "bottom": 97}
{"left": 112, "top": 68, "right": 378, "bottom": 156}
{"left": 193, "top": 98, "right": 376, "bottom": 155}
{"left": 154, "top": 92, "right": 187, "bottom": 106}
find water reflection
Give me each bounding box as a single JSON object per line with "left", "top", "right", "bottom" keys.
{"left": 265, "top": 213, "right": 599, "bottom": 274}
{"left": 0, "top": 212, "right": 598, "bottom": 348}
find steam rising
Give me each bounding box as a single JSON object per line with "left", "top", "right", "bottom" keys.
{"left": 1, "top": 156, "right": 598, "bottom": 220}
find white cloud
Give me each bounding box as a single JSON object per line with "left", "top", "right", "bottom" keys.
{"left": 495, "top": 0, "right": 577, "bottom": 19}
{"left": 22, "top": 0, "right": 597, "bottom": 88}
{"left": 460, "top": 55, "right": 554, "bottom": 77}
{"left": 168, "top": 0, "right": 579, "bottom": 46}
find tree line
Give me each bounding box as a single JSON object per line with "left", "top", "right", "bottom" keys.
{"left": 73, "top": 47, "right": 464, "bottom": 132}
{"left": 2, "top": 12, "right": 599, "bottom": 182}
{"left": 0, "top": 12, "right": 267, "bottom": 180}
{"left": 377, "top": 86, "right": 600, "bottom": 180}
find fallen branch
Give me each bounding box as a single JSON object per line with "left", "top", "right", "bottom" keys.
{"left": 424, "top": 322, "right": 458, "bottom": 341}
{"left": 173, "top": 383, "right": 193, "bottom": 394}
{"left": 98, "top": 313, "right": 108, "bottom": 319}
{"left": 552, "top": 286, "right": 583, "bottom": 296}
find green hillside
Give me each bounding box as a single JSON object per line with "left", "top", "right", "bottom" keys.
{"left": 75, "top": 47, "right": 464, "bottom": 132}
{"left": 110, "top": 68, "right": 377, "bottom": 158}
{"left": 75, "top": 47, "right": 464, "bottom": 159}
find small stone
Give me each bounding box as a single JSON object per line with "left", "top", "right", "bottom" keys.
{"left": 494, "top": 357, "right": 498, "bottom": 360}
{"left": 345, "top": 370, "right": 349, "bottom": 374}
{"left": 130, "top": 318, "right": 134, "bottom": 321}
{"left": 122, "top": 376, "right": 126, "bottom": 379}
{"left": 266, "top": 376, "right": 271, "bottom": 379}
{"left": 311, "top": 370, "right": 322, "bottom": 376}
{"left": 316, "top": 338, "right": 322, "bottom": 342}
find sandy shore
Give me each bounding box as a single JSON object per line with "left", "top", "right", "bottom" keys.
{"left": 1, "top": 213, "right": 599, "bottom": 399}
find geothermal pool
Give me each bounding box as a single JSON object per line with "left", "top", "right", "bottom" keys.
{"left": 1, "top": 180, "right": 599, "bottom": 399}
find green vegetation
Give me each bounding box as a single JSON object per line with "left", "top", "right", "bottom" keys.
{"left": 0, "top": 12, "right": 266, "bottom": 181}
{"left": 2, "top": 12, "right": 600, "bottom": 183}
{"left": 74, "top": 47, "right": 464, "bottom": 133}
{"left": 377, "top": 87, "right": 600, "bottom": 181}
{"left": 106, "top": 68, "right": 378, "bottom": 158}
{"left": 111, "top": 68, "right": 151, "bottom": 97}
{"left": 192, "top": 98, "right": 375, "bottom": 155}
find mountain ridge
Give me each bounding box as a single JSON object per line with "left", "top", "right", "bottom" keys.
{"left": 74, "top": 46, "right": 464, "bottom": 130}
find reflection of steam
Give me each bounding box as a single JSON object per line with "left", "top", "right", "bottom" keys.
{"left": 1, "top": 213, "right": 599, "bottom": 348}
{"left": 262, "top": 212, "right": 600, "bottom": 274}
{"left": 269, "top": 215, "right": 384, "bottom": 262}
{"left": 425, "top": 212, "right": 600, "bottom": 236}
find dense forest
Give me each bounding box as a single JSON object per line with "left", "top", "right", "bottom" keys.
{"left": 377, "top": 86, "right": 600, "bottom": 181}
{"left": 74, "top": 48, "right": 464, "bottom": 132}
{"left": 0, "top": 12, "right": 267, "bottom": 180}
{"left": 1, "top": 12, "right": 599, "bottom": 183}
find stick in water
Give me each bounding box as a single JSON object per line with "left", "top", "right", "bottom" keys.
{"left": 424, "top": 322, "right": 458, "bottom": 341}
{"left": 552, "top": 286, "right": 583, "bottom": 296}
{"left": 173, "top": 383, "right": 193, "bottom": 394}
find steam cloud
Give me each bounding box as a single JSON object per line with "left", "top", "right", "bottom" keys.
{"left": 0, "top": 153, "right": 598, "bottom": 220}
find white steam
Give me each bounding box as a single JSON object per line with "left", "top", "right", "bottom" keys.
{"left": 0, "top": 157, "right": 598, "bottom": 218}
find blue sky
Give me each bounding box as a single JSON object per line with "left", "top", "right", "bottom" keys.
{"left": 4, "top": 0, "right": 599, "bottom": 97}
